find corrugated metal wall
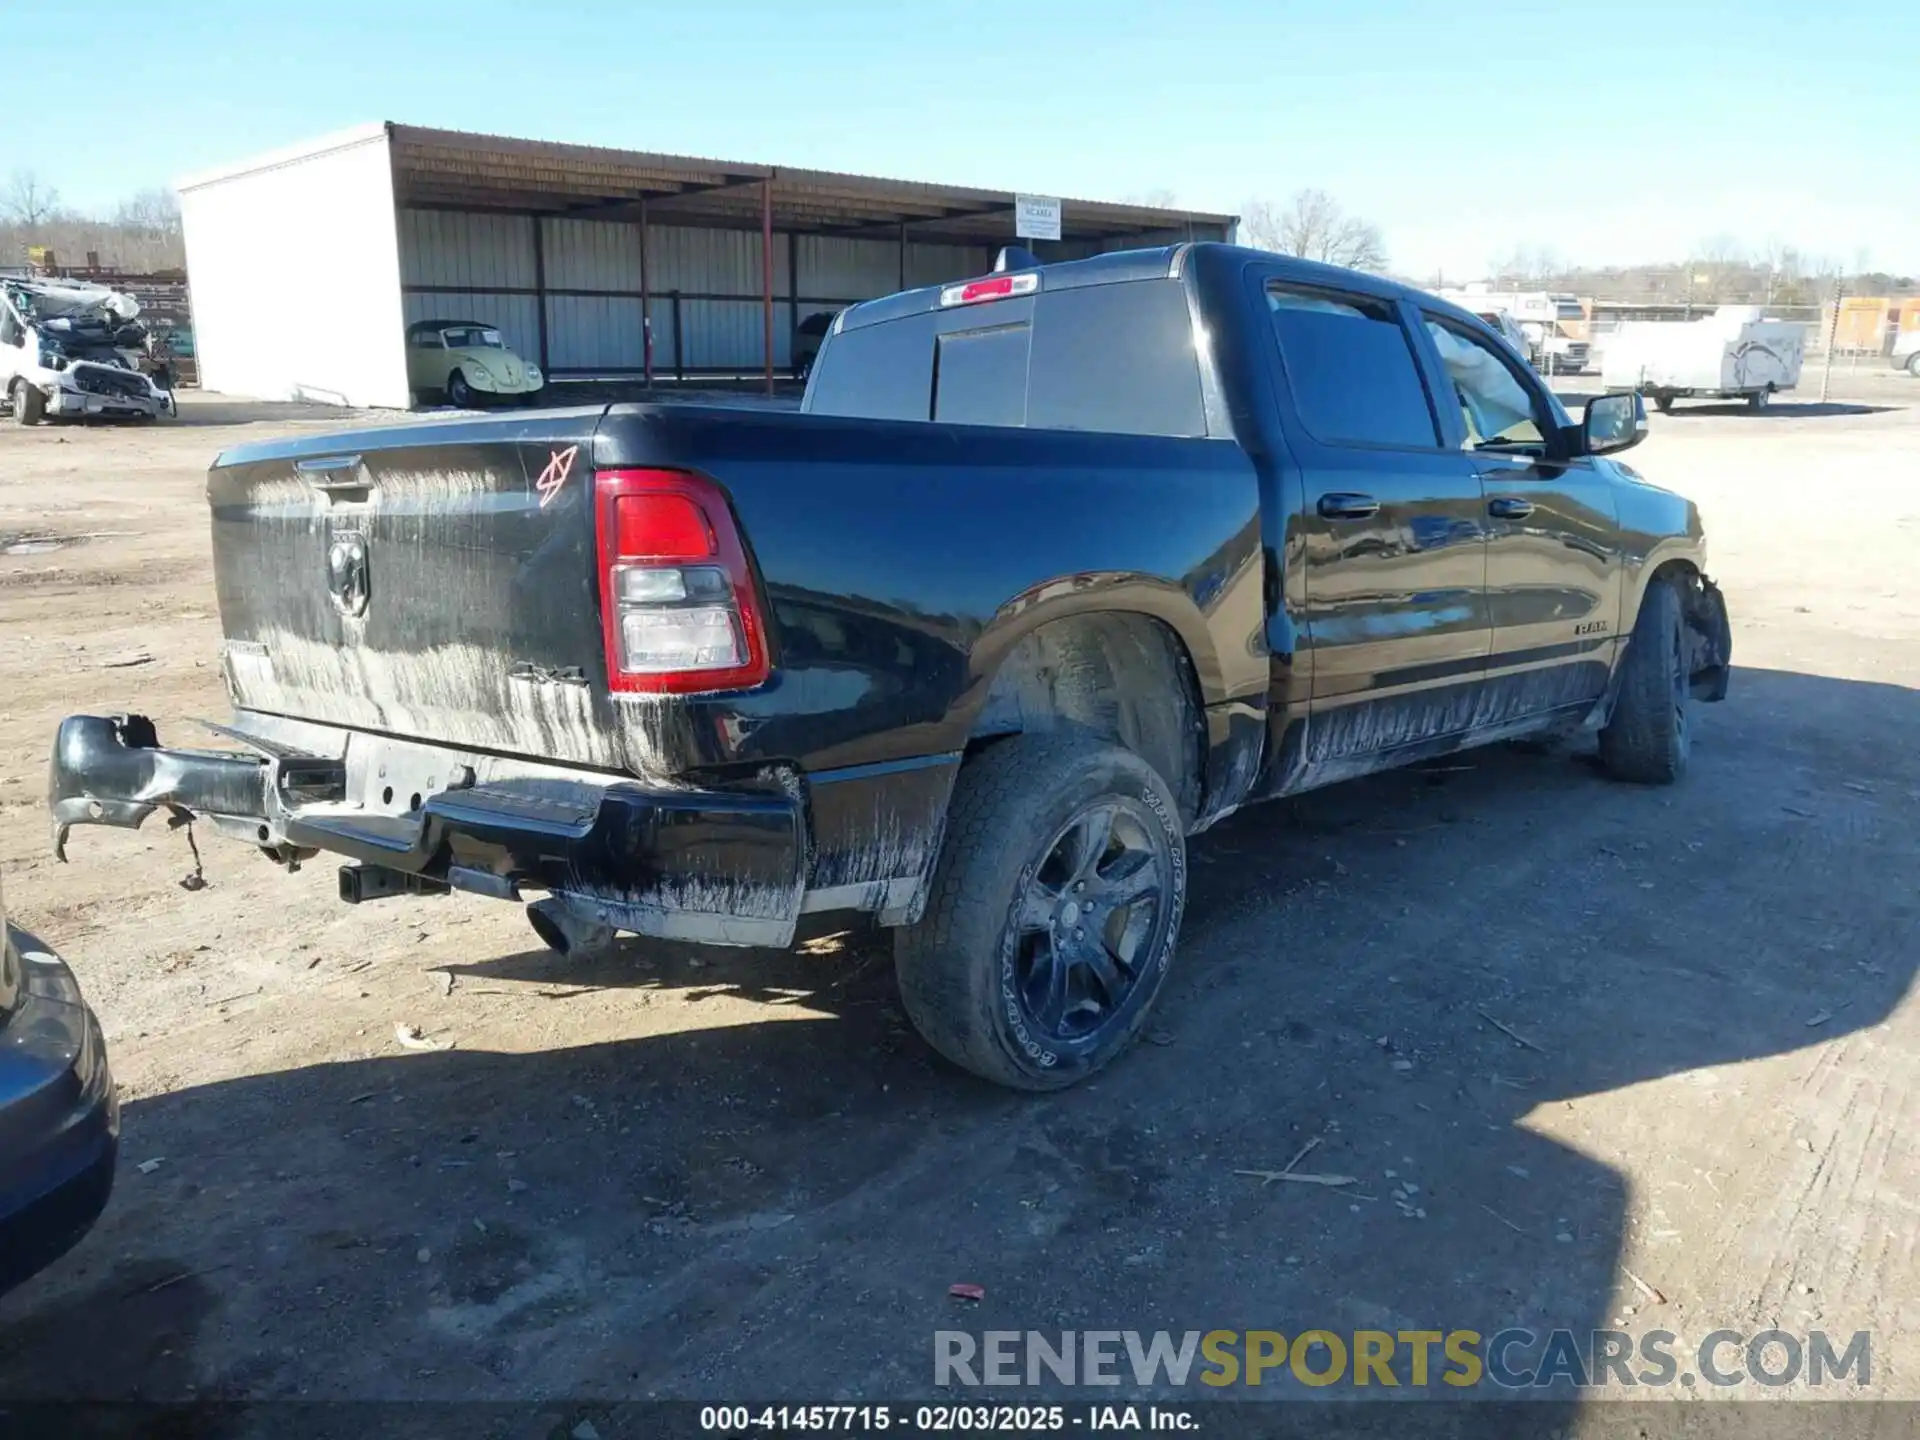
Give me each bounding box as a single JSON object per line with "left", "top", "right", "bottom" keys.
{"left": 398, "top": 210, "right": 536, "bottom": 288}
{"left": 393, "top": 208, "right": 1222, "bottom": 386}
{"left": 398, "top": 209, "right": 810, "bottom": 377}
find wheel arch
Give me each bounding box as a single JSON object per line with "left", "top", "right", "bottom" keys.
{"left": 1624, "top": 546, "right": 1704, "bottom": 636}
{"left": 963, "top": 603, "right": 1210, "bottom": 829}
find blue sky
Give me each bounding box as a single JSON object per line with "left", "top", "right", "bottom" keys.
{"left": 16, "top": 0, "right": 1919, "bottom": 276}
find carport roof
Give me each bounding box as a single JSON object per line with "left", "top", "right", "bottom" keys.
{"left": 378, "top": 123, "right": 1234, "bottom": 246}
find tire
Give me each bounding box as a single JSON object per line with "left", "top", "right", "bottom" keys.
{"left": 446, "top": 371, "right": 474, "bottom": 408}
{"left": 1906, "top": 352, "right": 1920, "bottom": 378}
{"left": 11, "top": 380, "right": 44, "bottom": 427}
{"left": 895, "top": 732, "right": 1188, "bottom": 1091}
{"left": 1654, "top": 394, "right": 1675, "bottom": 414}
{"left": 1748, "top": 388, "right": 1770, "bottom": 411}
{"left": 1600, "top": 579, "right": 1691, "bottom": 785}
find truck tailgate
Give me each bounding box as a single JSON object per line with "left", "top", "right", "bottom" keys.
{"left": 209, "top": 408, "right": 626, "bottom": 768}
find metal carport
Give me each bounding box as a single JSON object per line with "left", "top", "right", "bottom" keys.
{"left": 178, "top": 123, "right": 1235, "bottom": 409}
{"left": 388, "top": 125, "right": 1235, "bottom": 394}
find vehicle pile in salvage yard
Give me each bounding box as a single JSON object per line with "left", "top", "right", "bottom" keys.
{"left": 2, "top": 276, "right": 175, "bottom": 425}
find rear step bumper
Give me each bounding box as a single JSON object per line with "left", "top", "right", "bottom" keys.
{"left": 48, "top": 714, "right": 806, "bottom": 948}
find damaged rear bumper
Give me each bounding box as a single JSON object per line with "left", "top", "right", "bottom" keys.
{"left": 48, "top": 714, "right": 806, "bottom": 948}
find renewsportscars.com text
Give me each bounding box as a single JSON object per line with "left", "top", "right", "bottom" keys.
{"left": 934, "top": 1328, "right": 1871, "bottom": 1391}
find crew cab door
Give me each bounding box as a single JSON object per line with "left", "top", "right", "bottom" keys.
{"left": 1259, "top": 277, "right": 1491, "bottom": 759}
{"left": 1416, "top": 312, "right": 1623, "bottom": 714}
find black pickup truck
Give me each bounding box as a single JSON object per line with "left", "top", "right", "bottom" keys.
{"left": 49, "top": 243, "right": 1729, "bottom": 1090}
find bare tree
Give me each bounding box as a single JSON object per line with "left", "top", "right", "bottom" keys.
{"left": 113, "top": 188, "right": 182, "bottom": 237}
{"left": 2, "top": 169, "right": 65, "bottom": 228}
{"left": 1488, "top": 245, "right": 1567, "bottom": 287}
{"left": 1241, "top": 189, "right": 1387, "bottom": 272}
{"left": 1696, "top": 234, "right": 1744, "bottom": 269}
{"left": 0, "top": 174, "right": 187, "bottom": 271}
{"left": 1122, "top": 187, "right": 1180, "bottom": 209}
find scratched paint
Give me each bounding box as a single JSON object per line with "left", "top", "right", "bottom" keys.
{"left": 227, "top": 632, "right": 618, "bottom": 769}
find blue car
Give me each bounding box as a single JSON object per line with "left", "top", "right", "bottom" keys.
{"left": 0, "top": 876, "right": 117, "bottom": 1295}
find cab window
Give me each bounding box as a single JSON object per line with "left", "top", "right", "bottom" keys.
{"left": 1424, "top": 317, "right": 1548, "bottom": 450}
{"left": 1265, "top": 283, "right": 1440, "bottom": 449}
{"left": 410, "top": 329, "right": 443, "bottom": 350}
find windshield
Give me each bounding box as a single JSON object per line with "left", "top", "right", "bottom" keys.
{"left": 442, "top": 327, "right": 504, "bottom": 349}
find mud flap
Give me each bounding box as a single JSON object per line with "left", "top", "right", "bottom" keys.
{"left": 1688, "top": 577, "right": 1732, "bottom": 702}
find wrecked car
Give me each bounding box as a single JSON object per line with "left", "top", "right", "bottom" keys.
{"left": 1, "top": 277, "right": 173, "bottom": 425}
{"left": 48, "top": 243, "right": 1731, "bottom": 1091}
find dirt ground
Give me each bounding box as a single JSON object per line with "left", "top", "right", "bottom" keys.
{"left": 2, "top": 371, "right": 1918, "bottom": 1421}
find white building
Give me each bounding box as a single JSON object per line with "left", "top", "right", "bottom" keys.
{"left": 177, "top": 123, "right": 1234, "bottom": 409}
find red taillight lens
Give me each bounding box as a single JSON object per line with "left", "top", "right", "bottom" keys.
{"left": 939, "top": 271, "right": 1039, "bottom": 308}
{"left": 594, "top": 468, "right": 770, "bottom": 695}
{"left": 614, "top": 492, "right": 714, "bottom": 561}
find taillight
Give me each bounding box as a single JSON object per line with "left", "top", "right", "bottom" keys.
{"left": 594, "top": 468, "right": 770, "bottom": 694}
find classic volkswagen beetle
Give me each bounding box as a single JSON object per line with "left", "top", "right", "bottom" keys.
{"left": 405, "top": 319, "right": 542, "bottom": 407}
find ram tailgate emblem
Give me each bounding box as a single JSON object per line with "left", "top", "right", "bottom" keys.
{"left": 326, "top": 531, "right": 370, "bottom": 618}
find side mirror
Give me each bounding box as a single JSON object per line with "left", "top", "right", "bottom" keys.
{"left": 1584, "top": 391, "right": 1646, "bottom": 456}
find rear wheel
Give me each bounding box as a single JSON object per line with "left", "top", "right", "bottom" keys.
{"left": 11, "top": 380, "right": 44, "bottom": 426}
{"left": 1748, "top": 387, "right": 1771, "bottom": 410}
{"left": 895, "top": 733, "right": 1187, "bottom": 1091}
{"left": 1906, "top": 352, "right": 1920, "bottom": 378}
{"left": 1600, "top": 579, "right": 1691, "bottom": 784}
{"left": 1654, "top": 394, "right": 1675, "bottom": 414}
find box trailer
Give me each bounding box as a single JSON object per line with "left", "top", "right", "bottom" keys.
{"left": 1601, "top": 306, "right": 1804, "bottom": 412}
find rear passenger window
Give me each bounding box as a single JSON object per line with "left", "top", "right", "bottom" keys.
{"left": 807, "top": 275, "right": 1209, "bottom": 437}
{"left": 806, "top": 317, "right": 933, "bottom": 420}
{"left": 1027, "top": 281, "right": 1206, "bottom": 437}
{"left": 1266, "top": 284, "right": 1439, "bottom": 448}
{"left": 934, "top": 324, "right": 1029, "bottom": 427}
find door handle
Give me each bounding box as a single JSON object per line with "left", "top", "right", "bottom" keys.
{"left": 1488, "top": 496, "right": 1534, "bottom": 520}
{"left": 1318, "top": 492, "right": 1380, "bottom": 520}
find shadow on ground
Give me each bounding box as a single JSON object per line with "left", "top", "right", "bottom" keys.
{"left": 1, "top": 666, "right": 1913, "bottom": 1420}
{"left": 1553, "top": 389, "right": 1897, "bottom": 420}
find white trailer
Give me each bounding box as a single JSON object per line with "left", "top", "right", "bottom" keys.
{"left": 1600, "top": 306, "right": 1804, "bottom": 412}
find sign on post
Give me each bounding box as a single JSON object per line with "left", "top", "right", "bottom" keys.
{"left": 1015, "top": 195, "right": 1062, "bottom": 243}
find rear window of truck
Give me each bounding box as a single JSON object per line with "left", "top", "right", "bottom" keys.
{"left": 807, "top": 278, "right": 1206, "bottom": 438}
